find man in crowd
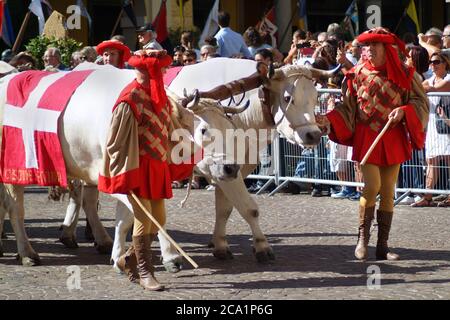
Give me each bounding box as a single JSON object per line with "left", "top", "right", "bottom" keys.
{"left": 136, "top": 23, "right": 163, "bottom": 50}
{"left": 43, "top": 47, "right": 67, "bottom": 71}
{"left": 418, "top": 27, "right": 449, "bottom": 57}
{"left": 214, "top": 11, "right": 251, "bottom": 59}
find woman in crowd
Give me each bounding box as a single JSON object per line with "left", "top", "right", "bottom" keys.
{"left": 412, "top": 51, "right": 450, "bottom": 207}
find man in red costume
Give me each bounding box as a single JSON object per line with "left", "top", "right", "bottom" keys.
{"left": 318, "top": 28, "right": 429, "bottom": 261}
{"left": 98, "top": 50, "right": 173, "bottom": 291}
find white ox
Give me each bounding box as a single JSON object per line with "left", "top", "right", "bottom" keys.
{"left": 59, "top": 59, "right": 331, "bottom": 271}
{"left": 154, "top": 59, "right": 332, "bottom": 269}
{"left": 0, "top": 63, "right": 246, "bottom": 266}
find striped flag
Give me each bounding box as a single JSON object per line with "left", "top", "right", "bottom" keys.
{"left": 29, "top": 0, "right": 45, "bottom": 35}
{"left": 257, "top": 6, "right": 278, "bottom": 47}
{"left": 405, "top": 0, "right": 420, "bottom": 34}
{"left": 152, "top": 0, "right": 172, "bottom": 52}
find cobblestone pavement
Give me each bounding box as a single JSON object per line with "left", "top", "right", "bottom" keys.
{"left": 0, "top": 188, "right": 449, "bottom": 300}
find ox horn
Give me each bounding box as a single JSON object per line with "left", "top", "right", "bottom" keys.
{"left": 219, "top": 100, "right": 250, "bottom": 114}
{"left": 308, "top": 64, "right": 342, "bottom": 80}
{"left": 186, "top": 89, "right": 200, "bottom": 109}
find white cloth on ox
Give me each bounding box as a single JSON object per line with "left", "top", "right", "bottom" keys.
{"left": 167, "top": 58, "right": 258, "bottom": 100}
{"left": 67, "top": 62, "right": 136, "bottom": 144}
{"left": 57, "top": 63, "right": 136, "bottom": 184}
{"left": 0, "top": 70, "right": 95, "bottom": 186}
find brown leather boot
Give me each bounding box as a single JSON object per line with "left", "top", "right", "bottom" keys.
{"left": 133, "top": 234, "right": 164, "bottom": 291}
{"left": 116, "top": 245, "right": 139, "bottom": 283}
{"left": 354, "top": 206, "right": 375, "bottom": 260}
{"left": 375, "top": 210, "right": 400, "bottom": 261}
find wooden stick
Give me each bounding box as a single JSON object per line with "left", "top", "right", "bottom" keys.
{"left": 130, "top": 191, "right": 199, "bottom": 269}
{"left": 12, "top": 11, "right": 31, "bottom": 54}
{"left": 110, "top": 8, "right": 124, "bottom": 39}
{"left": 360, "top": 118, "right": 394, "bottom": 166}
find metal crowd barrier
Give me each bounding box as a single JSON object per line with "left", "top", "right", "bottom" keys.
{"left": 247, "top": 90, "right": 450, "bottom": 202}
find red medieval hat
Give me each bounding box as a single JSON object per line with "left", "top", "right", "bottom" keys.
{"left": 96, "top": 40, "right": 132, "bottom": 68}
{"left": 128, "top": 54, "right": 172, "bottom": 114}
{"left": 357, "top": 27, "right": 414, "bottom": 90}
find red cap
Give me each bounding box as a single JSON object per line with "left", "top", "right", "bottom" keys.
{"left": 357, "top": 28, "right": 413, "bottom": 90}
{"left": 96, "top": 40, "right": 131, "bottom": 68}
{"left": 128, "top": 54, "right": 172, "bottom": 114}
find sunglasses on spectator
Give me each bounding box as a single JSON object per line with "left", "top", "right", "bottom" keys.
{"left": 430, "top": 60, "right": 443, "bottom": 65}
{"left": 442, "top": 34, "right": 450, "bottom": 38}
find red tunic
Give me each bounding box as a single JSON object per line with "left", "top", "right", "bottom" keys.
{"left": 326, "top": 62, "right": 427, "bottom": 167}
{"left": 98, "top": 80, "right": 198, "bottom": 199}
{"left": 98, "top": 80, "right": 173, "bottom": 199}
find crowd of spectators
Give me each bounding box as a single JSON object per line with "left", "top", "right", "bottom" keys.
{"left": 1, "top": 11, "right": 448, "bottom": 206}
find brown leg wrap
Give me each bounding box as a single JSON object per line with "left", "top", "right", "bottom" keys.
{"left": 375, "top": 210, "right": 400, "bottom": 261}
{"left": 354, "top": 206, "right": 375, "bottom": 260}
{"left": 133, "top": 234, "right": 164, "bottom": 291}
{"left": 117, "top": 245, "right": 139, "bottom": 283}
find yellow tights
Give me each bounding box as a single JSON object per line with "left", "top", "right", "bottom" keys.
{"left": 127, "top": 196, "right": 166, "bottom": 236}
{"left": 360, "top": 164, "right": 400, "bottom": 212}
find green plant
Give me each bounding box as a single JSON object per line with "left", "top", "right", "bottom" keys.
{"left": 25, "top": 36, "right": 83, "bottom": 69}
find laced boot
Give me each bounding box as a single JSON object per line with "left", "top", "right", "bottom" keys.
{"left": 354, "top": 206, "right": 375, "bottom": 260}
{"left": 375, "top": 210, "right": 400, "bottom": 261}
{"left": 133, "top": 234, "right": 164, "bottom": 291}
{"left": 116, "top": 245, "right": 139, "bottom": 283}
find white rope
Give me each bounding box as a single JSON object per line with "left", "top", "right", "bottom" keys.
{"left": 179, "top": 173, "right": 193, "bottom": 208}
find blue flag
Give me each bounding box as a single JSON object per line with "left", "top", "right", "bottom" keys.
{"left": 1, "top": 3, "right": 15, "bottom": 47}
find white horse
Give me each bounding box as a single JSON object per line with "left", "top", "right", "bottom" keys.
{"left": 0, "top": 64, "right": 248, "bottom": 266}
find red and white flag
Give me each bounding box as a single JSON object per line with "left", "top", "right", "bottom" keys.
{"left": 0, "top": 70, "right": 93, "bottom": 187}
{"left": 256, "top": 7, "right": 278, "bottom": 48}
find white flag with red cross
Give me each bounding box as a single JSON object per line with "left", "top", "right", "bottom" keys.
{"left": 0, "top": 70, "right": 93, "bottom": 186}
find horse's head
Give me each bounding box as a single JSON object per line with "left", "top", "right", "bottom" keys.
{"left": 262, "top": 64, "right": 338, "bottom": 147}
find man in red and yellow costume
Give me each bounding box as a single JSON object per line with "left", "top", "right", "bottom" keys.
{"left": 98, "top": 50, "right": 173, "bottom": 291}
{"left": 320, "top": 28, "right": 429, "bottom": 261}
